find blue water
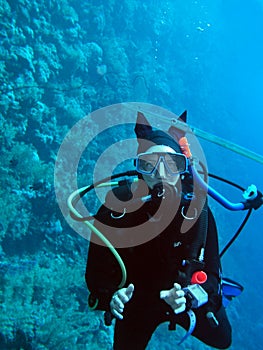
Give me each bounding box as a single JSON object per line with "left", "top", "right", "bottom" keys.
{"left": 1, "top": 0, "right": 262, "bottom": 349}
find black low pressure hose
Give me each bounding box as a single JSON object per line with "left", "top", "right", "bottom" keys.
{"left": 220, "top": 209, "right": 252, "bottom": 258}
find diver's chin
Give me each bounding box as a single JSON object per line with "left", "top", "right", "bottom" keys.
{"left": 153, "top": 178, "right": 178, "bottom": 188}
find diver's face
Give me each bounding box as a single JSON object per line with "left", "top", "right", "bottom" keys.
{"left": 141, "top": 145, "right": 180, "bottom": 189}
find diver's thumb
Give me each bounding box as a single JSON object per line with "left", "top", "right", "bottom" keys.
{"left": 125, "top": 283, "right": 135, "bottom": 300}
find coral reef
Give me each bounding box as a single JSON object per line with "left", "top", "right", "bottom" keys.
{"left": 0, "top": 0, "right": 130, "bottom": 347}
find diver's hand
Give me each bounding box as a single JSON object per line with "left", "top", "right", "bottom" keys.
{"left": 110, "top": 283, "right": 134, "bottom": 320}
{"left": 160, "top": 283, "right": 186, "bottom": 314}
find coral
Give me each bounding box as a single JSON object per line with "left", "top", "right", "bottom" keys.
{"left": 60, "top": 2, "right": 79, "bottom": 25}
{"left": 5, "top": 143, "right": 46, "bottom": 186}
{"left": 34, "top": 42, "right": 62, "bottom": 72}
{"left": 9, "top": 45, "right": 35, "bottom": 72}
{"left": 62, "top": 97, "right": 86, "bottom": 123}
{"left": 0, "top": 140, "right": 54, "bottom": 243}
{"left": 86, "top": 42, "right": 104, "bottom": 59}
{"left": 11, "top": 70, "right": 44, "bottom": 106}
{"left": 0, "top": 0, "right": 11, "bottom": 17}
{"left": 0, "top": 188, "right": 31, "bottom": 242}
{"left": 35, "top": 59, "right": 52, "bottom": 84}
{"left": 103, "top": 39, "right": 129, "bottom": 75}
{"left": 0, "top": 252, "right": 113, "bottom": 349}
{"left": 0, "top": 121, "right": 18, "bottom": 148}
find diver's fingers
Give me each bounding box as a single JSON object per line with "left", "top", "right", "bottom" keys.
{"left": 110, "top": 295, "right": 124, "bottom": 320}
{"left": 112, "top": 294, "right": 125, "bottom": 310}
{"left": 160, "top": 290, "right": 170, "bottom": 299}
{"left": 118, "top": 284, "right": 134, "bottom": 303}
{"left": 173, "top": 283, "right": 182, "bottom": 291}
{"left": 171, "top": 292, "right": 186, "bottom": 314}
{"left": 174, "top": 302, "right": 186, "bottom": 314}
{"left": 174, "top": 296, "right": 187, "bottom": 307}
{"left": 174, "top": 289, "right": 185, "bottom": 299}
{"left": 160, "top": 285, "right": 186, "bottom": 314}
{"left": 125, "top": 283, "right": 135, "bottom": 299}
{"left": 160, "top": 287, "right": 184, "bottom": 301}
{"left": 170, "top": 283, "right": 184, "bottom": 297}
{"left": 111, "top": 307, "right": 124, "bottom": 320}
{"left": 110, "top": 285, "right": 135, "bottom": 320}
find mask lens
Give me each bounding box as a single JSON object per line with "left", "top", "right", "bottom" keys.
{"left": 165, "top": 154, "right": 187, "bottom": 174}
{"left": 137, "top": 154, "right": 158, "bottom": 174}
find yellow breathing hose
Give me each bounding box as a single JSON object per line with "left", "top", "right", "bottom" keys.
{"left": 67, "top": 184, "right": 127, "bottom": 288}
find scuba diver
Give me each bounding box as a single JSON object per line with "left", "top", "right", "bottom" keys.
{"left": 68, "top": 111, "right": 262, "bottom": 349}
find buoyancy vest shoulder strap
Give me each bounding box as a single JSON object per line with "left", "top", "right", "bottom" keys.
{"left": 188, "top": 198, "right": 208, "bottom": 260}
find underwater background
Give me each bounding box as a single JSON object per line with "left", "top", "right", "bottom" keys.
{"left": 0, "top": 0, "right": 263, "bottom": 349}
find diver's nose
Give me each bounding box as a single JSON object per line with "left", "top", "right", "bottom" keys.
{"left": 157, "top": 161, "right": 166, "bottom": 178}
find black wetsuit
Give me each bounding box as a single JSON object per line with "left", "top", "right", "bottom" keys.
{"left": 85, "top": 185, "right": 232, "bottom": 349}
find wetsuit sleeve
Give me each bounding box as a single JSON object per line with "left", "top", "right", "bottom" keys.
{"left": 203, "top": 207, "right": 222, "bottom": 311}
{"left": 85, "top": 242, "right": 120, "bottom": 311}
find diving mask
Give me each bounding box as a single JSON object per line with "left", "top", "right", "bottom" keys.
{"left": 135, "top": 152, "right": 188, "bottom": 176}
